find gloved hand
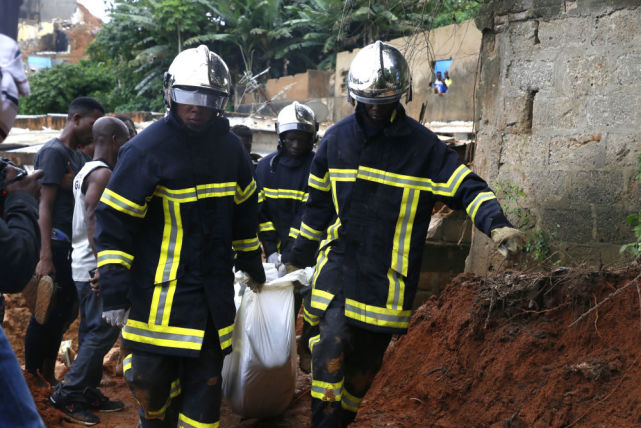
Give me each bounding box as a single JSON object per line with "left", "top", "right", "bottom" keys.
{"left": 284, "top": 263, "right": 300, "bottom": 275}
{"left": 102, "top": 309, "right": 130, "bottom": 328}
{"left": 247, "top": 277, "right": 265, "bottom": 293}
{"left": 491, "top": 226, "right": 526, "bottom": 258}
{"left": 266, "top": 252, "right": 282, "bottom": 269}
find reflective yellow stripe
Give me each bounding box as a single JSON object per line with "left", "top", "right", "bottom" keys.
{"left": 218, "top": 323, "right": 234, "bottom": 350}
{"left": 308, "top": 171, "right": 330, "bottom": 191}
{"left": 143, "top": 379, "right": 181, "bottom": 419}
{"left": 300, "top": 222, "right": 323, "bottom": 241}
{"left": 466, "top": 191, "right": 497, "bottom": 223}
{"left": 170, "top": 379, "right": 181, "bottom": 398}
{"left": 154, "top": 185, "right": 198, "bottom": 202}
{"left": 303, "top": 307, "right": 319, "bottom": 326}
{"left": 386, "top": 269, "right": 406, "bottom": 312}
{"left": 100, "top": 188, "right": 147, "bottom": 217}
{"left": 311, "top": 288, "right": 333, "bottom": 311}
{"left": 97, "top": 250, "right": 134, "bottom": 269}
{"left": 311, "top": 245, "right": 331, "bottom": 288}
{"left": 308, "top": 334, "right": 320, "bottom": 352}
{"left": 262, "top": 187, "right": 308, "bottom": 202}
{"left": 123, "top": 354, "right": 132, "bottom": 375}
{"left": 344, "top": 298, "right": 411, "bottom": 329}
{"left": 232, "top": 237, "right": 260, "bottom": 252}
{"left": 258, "top": 189, "right": 265, "bottom": 204}
{"left": 311, "top": 379, "right": 343, "bottom": 401}
{"left": 259, "top": 221, "right": 276, "bottom": 232}
{"left": 329, "top": 168, "right": 357, "bottom": 182}
{"left": 122, "top": 319, "right": 204, "bottom": 351}
{"left": 198, "top": 182, "right": 236, "bottom": 198}
{"left": 390, "top": 187, "right": 419, "bottom": 278}
{"left": 289, "top": 227, "right": 300, "bottom": 239}
{"left": 234, "top": 179, "right": 257, "bottom": 205}
{"left": 178, "top": 413, "right": 219, "bottom": 428}
{"left": 357, "top": 164, "right": 471, "bottom": 196}
{"left": 341, "top": 388, "right": 362, "bottom": 413}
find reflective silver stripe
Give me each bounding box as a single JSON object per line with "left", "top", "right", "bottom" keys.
{"left": 232, "top": 238, "right": 259, "bottom": 250}
{"left": 198, "top": 185, "right": 236, "bottom": 197}
{"left": 101, "top": 189, "right": 147, "bottom": 217}
{"left": 311, "top": 290, "right": 332, "bottom": 310}
{"left": 122, "top": 324, "right": 204, "bottom": 346}
{"left": 155, "top": 283, "right": 171, "bottom": 325}
{"left": 345, "top": 301, "right": 411, "bottom": 325}
{"left": 301, "top": 222, "right": 323, "bottom": 241}
{"left": 219, "top": 329, "right": 233, "bottom": 347}
{"left": 358, "top": 165, "right": 470, "bottom": 195}
{"left": 466, "top": 191, "right": 496, "bottom": 222}
{"left": 154, "top": 187, "right": 197, "bottom": 200}
{"left": 330, "top": 170, "right": 357, "bottom": 180}
{"left": 311, "top": 383, "right": 342, "bottom": 401}
{"left": 394, "top": 189, "right": 417, "bottom": 276}
{"left": 341, "top": 389, "right": 362, "bottom": 412}
{"left": 309, "top": 172, "right": 330, "bottom": 191}
{"left": 162, "top": 200, "right": 179, "bottom": 283}
{"left": 389, "top": 270, "right": 402, "bottom": 309}
{"left": 97, "top": 251, "right": 134, "bottom": 268}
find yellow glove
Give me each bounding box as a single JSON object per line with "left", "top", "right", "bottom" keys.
{"left": 491, "top": 226, "right": 526, "bottom": 258}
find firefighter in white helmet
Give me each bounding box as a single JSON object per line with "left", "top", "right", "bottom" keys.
{"left": 283, "top": 41, "right": 525, "bottom": 427}
{"left": 95, "top": 45, "right": 265, "bottom": 427}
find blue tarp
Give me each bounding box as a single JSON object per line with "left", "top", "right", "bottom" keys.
{"left": 27, "top": 56, "right": 52, "bottom": 70}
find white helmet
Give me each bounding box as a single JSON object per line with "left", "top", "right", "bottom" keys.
{"left": 275, "top": 101, "right": 318, "bottom": 138}
{"left": 163, "top": 45, "right": 231, "bottom": 111}
{"left": 347, "top": 41, "right": 412, "bottom": 105}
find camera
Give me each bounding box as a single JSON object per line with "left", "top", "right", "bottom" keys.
{"left": 0, "top": 157, "right": 28, "bottom": 210}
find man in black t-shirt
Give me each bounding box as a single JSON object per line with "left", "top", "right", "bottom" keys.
{"left": 27, "top": 97, "right": 104, "bottom": 386}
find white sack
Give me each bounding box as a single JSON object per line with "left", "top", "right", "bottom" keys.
{"left": 223, "top": 264, "right": 313, "bottom": 418}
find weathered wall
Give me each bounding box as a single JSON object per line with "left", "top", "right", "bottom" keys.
{"left": 466, "top": 0, "right": 641, "bottom": 273}
{"left": 333, "top": 19, "right": 482, "bottom": 122}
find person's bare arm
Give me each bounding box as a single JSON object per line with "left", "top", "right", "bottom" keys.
{"left": 84, "top": 168, "right": 112, "bottom": 257}
{"left": 35, "top": 184, "right": 58, "bottom": 277}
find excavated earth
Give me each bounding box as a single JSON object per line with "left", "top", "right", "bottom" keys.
{"left": 4, "top": 265, "right": 641, "bottom": 426}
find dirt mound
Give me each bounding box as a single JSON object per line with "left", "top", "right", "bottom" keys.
{"left": 353, "top": 266, "right": 641, "bottom": 427}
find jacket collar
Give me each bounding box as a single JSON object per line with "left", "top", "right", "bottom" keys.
{"left": 354, "top": 103, "right": 413, "bottom": 139}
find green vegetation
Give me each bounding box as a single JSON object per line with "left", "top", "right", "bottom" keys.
{"left": 493, "top": 181, "right": 556, "bottom": 264}
{"left": 620, "top": 153, "right": 641, "bottom": 258}
{"left": 20, "top": 0, "right": 481, "bottom": 114}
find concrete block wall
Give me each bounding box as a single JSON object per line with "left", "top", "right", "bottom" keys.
{"left": 466, "top": 0, "right": 641, "bottom": 273}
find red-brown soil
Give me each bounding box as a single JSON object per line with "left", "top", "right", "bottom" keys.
{"left": 5, "top": 265, "right": 641, "bottom": 427}
{"left": 353, "top": 266, "right": 641, "bottom": 427}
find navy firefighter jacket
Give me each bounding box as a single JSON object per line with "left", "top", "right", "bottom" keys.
{"left": 285, "top": 104, "right": 511, "bottom": 335}
{"left": 255, "top": 148, "right": 314, "bottom": 259}
{"left": 95, "top": 112, "right": 264, "bottom": 358}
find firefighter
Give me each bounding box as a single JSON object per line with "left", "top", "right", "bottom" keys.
{"left": 283, "top": 41, "right": 525, "bottom": 427}
{"left": 256, "top": 102, "right": 316, "bottom": 290}
{"left": 95, "top": 45, "right": 265, "bottom": 427}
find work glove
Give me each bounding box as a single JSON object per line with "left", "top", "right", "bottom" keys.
{"left": 266, "top": 252, "right": 282, "bottom": 269}
{"left": 491, "top": 226, "right": 526, "bottom": 258}
{"left": 102, "top": 308, "right": 130, "bottom": 328}
{"left": 247, "top": 277, "right": 265, "bottom": 293}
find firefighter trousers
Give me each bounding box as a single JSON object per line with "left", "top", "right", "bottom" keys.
{"left": 123, "top": 321, "right": 223, "bottom": 428}
{"left": 311, "top": 293, "right": 392, "bottom": 428}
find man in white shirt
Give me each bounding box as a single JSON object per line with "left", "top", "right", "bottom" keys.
{"left": 50, "top": 117, "right": 130, "bottom": 426}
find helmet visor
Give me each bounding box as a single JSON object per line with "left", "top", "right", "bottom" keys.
{"left": 171, "top": 87, "right": 228, "bottom": 110}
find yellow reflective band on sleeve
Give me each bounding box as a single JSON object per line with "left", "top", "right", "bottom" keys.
{"left": 178, "top": 413, "right": 219, "bottom": 428}
{"left": 288, "top": 227, "right": 300, "bottom": 239}
{"left": 234, "top": 179, "right": 257, "bottom": 205}
{"left": 390, "top": 188, "right": 419, "bottom": 278}
{"left": 232, "top": 237, "right": 260, "bottom": 252}
{"left": 122, "top": 319, "right": 205, "bottom": 351}
{"left": 311, "top": 379, "right": 343, "bottom": 402}
{"left": 329, "top": 168, "right": 357, "bottom": 182}
{"left": 123, "top": 354, "right": 132, "bottom": 375}
{"left": 344, "top": 299, "right": 411, "bottom": 329}
{"left": 308, "top": 172, "right": 331, "bottom": 191}
{"left": 308, "top": 334, "right": 320, "bottom": 353}
{"left": 259, "top": 221, "right": 276, "bottom": 232}
{"left": 262, "top": 187, "right": 308, "bottom": 202}
{"left": 300, "top": 222, "right": 323, "bottom": 241}
{"left": 258, "top": 189, "right": 265, "bottom": 204}
{"left": 341, "top": 388, "right": 363, "bottom": 413}
{"left": 100, "top": 188, "right": 148, "bottom": 218}
{"left": 310, "top": 288, "right": 334, "bottom": 311}
{"left": 357, "top": 164, "right": 471, "bottom": 196}
{"left": 466, "top": 191, "right": 497, "bottom": 223}
{"left": 218, "top": 323, "right": 234, "bottom": 350}
{"left": 97, "top": 250, "right": 134, "bottom": 269}
{"left": 303, "top": 306, "right": 319, "bottom": 326}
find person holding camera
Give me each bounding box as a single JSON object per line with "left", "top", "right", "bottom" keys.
{"left": 0, "top": 161, "right": 46, "bottom": 427}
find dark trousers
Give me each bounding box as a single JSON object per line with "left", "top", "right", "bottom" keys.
{"left": 124, "top": 321, "right": 224, "bottom": 428}
{"left": 311, "top": 294, "right": 392, "bottom": 428}
{"left": 52, "top": 281, "right": 120, "bottom": 404}
{"left": 25, "top": 240, "right": 78, "bottom": 374}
